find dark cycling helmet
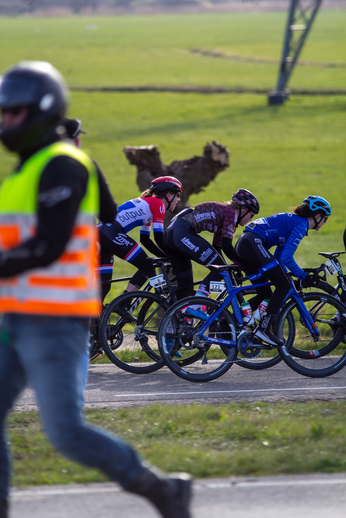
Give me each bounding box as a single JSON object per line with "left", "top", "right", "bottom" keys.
{"left": 150, "top": 176, "right": 183, "bottom": 194}
{"left": 232, "top": 188, "right": 260, "bottom": 214}
{"left": 302, "top": 195, "right": 331, "bottom": 216}
{"left": 0, "top": 61, "right": 68, "bottom": 153}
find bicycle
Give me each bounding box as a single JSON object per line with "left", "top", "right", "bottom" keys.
{"left": 99, "top": 257, "right": 206, "bottom": 374}
{"left": 195, "top": 268, "right": 284, "bottom": 371}
{"left": 157, "top": 264, "right": 346, "bottom": 382}
{"left": 97, "top": 257, "right": 270, "bottom": 373}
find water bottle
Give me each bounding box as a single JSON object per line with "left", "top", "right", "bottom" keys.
{"left": 253, "top": 299, "right": 269, "bottom": 322}
{"left": 241, "top": 301, "right": 254, "bottom": 325}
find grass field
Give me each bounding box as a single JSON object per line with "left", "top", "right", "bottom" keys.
{"left": 1, "top": 12, "right": 345, "bottom": 298}
{"left": 1, "top": 12, "right": 346, "bottom": 485}
{"left": 9, "top": 401, "right": 346, "bottom": 486}
{"left": 0, "top": 12, "right": 344, "bottom": 290}
{"left": 0, "top": 11, "right": 345, "bottom": 88}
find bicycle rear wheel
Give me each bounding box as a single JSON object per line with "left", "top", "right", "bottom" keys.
{"left": 100, "top": 291, "right": 168, "bottom": 373}
{"left": 158, "top": 296, "right": 238, "bottom": 382}
{"left": 277, "top": 292, "right": 346, "bottom": 377}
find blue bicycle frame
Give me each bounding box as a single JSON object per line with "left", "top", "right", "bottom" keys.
{"left": 195, "top": 268, "right": 320, "bottom": 349}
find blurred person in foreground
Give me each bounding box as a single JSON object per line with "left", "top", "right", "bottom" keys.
{"left": 0, "top": 61, "right": 192, "bottom": 518}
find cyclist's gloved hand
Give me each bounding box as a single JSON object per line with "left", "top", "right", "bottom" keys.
{"left": 302, "top": 273, "right": 320, "bottom": 287}
{"left": 293, "top": 278, "right": 303, "bottom": 291}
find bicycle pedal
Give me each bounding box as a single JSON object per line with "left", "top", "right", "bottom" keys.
{"left": 90, "top": 350, "right": 103, "bottom": 361}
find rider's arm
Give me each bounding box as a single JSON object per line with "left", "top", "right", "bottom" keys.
{"left": 275, "top": 222, "right": 308, "bottom": 279}
{"left": 217, "top": 205, "right": 239, "bottom": 263}
{"left": 221, "top": 237, "right": 236, "bottom": 261}
{"left": 94, "top": 161, "right": 117, "bottom": 223}
{"left": 140, "top": 232, "right": 166, "bottom": 257}
{"left": 0, "top": 155, "right": 89, "bottom": 277}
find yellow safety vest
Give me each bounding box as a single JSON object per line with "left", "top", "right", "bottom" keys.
{"left": 0, "top": 142, "right": 101, "bottom": 317}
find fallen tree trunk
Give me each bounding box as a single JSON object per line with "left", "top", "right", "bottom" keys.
{"left": 123, "top": 141, "right": 230, "bottom": 226}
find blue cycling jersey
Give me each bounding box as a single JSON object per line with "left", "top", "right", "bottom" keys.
{"left": 244, "top": 213, "right": 309, "bottom": 279}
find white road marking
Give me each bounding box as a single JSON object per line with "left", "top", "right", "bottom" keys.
{"left": 11, "top": 476, "right": 346, "bottom": 499}
{"left": 113, "top": 386, "right": 346, "bottom": 397}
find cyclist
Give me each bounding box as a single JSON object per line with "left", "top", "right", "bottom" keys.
{"left": 235, "top": 195, "right": 332, "bottom": 347}
{"left": 163, "top": 188, "right": 260, "bottom": 309}
{"left": 97, "top": 176, "right": 182, "bottom": 303}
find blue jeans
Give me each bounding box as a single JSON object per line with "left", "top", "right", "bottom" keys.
{"left": 0, "top": 313, "right": 142, "bottom": 500}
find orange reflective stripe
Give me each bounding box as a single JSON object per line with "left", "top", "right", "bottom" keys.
{"left": 0, "top": 298, "right": 101, "bottom": 317}
{"left": 72, "top": 226, "right": 89, "bottom": 237}
{"left": 0, "top": 226, "right": 20, "bottom": 250}
{"left": 60, "top": 251, "right": 86, "bottom": 263}
{"left": 29, "top": 276, "right": 87, "bottom": 288}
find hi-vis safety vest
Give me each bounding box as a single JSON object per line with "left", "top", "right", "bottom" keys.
{"left": 0, "top": 142, "right": 101, "bottom": 317}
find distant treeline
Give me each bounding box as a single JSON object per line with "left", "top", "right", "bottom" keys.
{"left": 0, "top": 0, "right": 282, "bottom": 15}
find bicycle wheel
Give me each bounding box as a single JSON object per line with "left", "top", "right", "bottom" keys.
{"left": 158, "top": 296, "right": 238, "bottom": 382}
{"left": 100, "top": 291, "right": 169, "bottom": 374}
{"left": 277, "top": 292, "right": 346, "bottom": 377}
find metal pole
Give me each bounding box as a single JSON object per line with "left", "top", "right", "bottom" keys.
{"left": 268, "top": 0, "right": 323, "bottom": 105}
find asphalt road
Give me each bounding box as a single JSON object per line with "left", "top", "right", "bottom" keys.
{"left": 14, "top": 361, "right": 346, "bottom": 410}
{"left": 11, "top": 361, "right": 346, "bottom": 518}
{"left": 11, "top": 474, "right": 346, "bottom": 518}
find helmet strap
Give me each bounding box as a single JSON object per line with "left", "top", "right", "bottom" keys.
{"left": 164, "top": 192, "right": 177, "bottom": 212}
{"left": 237, "top": 207, "right": 249, "bottom": 225}
{"left": 311, "top": 214, "right": 322, "bottom": 229}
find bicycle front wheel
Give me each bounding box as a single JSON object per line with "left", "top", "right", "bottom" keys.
{"left": 277, "top": 292, "right": 346, "bottom": 377}
{"left": 158, "top": 296, "right": 238, "bottom": 382}
{"left": 100, "top": 291, "right": 168, "bottom": 374}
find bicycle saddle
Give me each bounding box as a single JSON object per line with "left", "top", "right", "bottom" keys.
{"left": 318, "top": 251, "right": 345, "bottom": 259}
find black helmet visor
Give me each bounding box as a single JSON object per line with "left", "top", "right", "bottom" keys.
{"left": 0, "top": 76, "right": 38, "bottom": 109}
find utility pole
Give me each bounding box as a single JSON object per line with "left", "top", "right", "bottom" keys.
{"left": 268, "top": 0, "right": 323, "bottom": 105}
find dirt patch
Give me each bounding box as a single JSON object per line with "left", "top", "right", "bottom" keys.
{"left": 191, "top": 47, "right": 346, "bottom": 69}
{"left": 69, "top": 85, "right": 346, "bottom": 95}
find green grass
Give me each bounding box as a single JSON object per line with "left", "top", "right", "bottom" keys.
{"left": 0, "top": 11, "right": 345, "bottom": 302}
{"left": 71, "top": 90, "right": 346, "bottom": 301}
{"left": 8, "top": 401, "right": 346, "bottom": 486}
{"left": 0, "top": 12, "right": 345, "bottom": 88}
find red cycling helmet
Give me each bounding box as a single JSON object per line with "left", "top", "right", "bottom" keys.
{"left": 232, "top": 188, "right": 260, "bottom": 214}
{"left": 150, "top": 176, "right": 183, "bottom": 194}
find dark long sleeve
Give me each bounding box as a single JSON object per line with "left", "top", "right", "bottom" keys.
{"left": 140, "top": 232, "right": 166, "bottom": 257}
{"left": 94, "top": 161, "right": 117, "bottom": 223}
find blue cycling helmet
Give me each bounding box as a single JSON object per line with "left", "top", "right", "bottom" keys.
{"left": 302, "top": 195, "right": 331, "bottom": 216}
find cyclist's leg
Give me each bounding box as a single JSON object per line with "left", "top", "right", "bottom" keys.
{"left": 236, "top": 233, "right": 290, "bottom": 346}
{"left": 165, "top": 219, "right": 224, "bottom": 302}
{"left": 99, "top": 222, "right": 155, "bottom": 293}
{"left": 164, "top": 223, "right": 194, "bottom": 300}
{"left": 98, "top": 238, "right": 114, "bottom": 303}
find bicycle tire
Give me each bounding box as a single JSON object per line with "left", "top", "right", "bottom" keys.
{"left": 277, "top": 292, "right": 346, "bottom": 377}
{"left": 100, "top": 291, "right": 168, "bottom": 374}
{"left": 158, "top": 296, "right": 238, "bottom": 382}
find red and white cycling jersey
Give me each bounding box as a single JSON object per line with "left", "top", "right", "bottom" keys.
{"left": 115, "top": 196, "right": 165, "bottom": 235}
